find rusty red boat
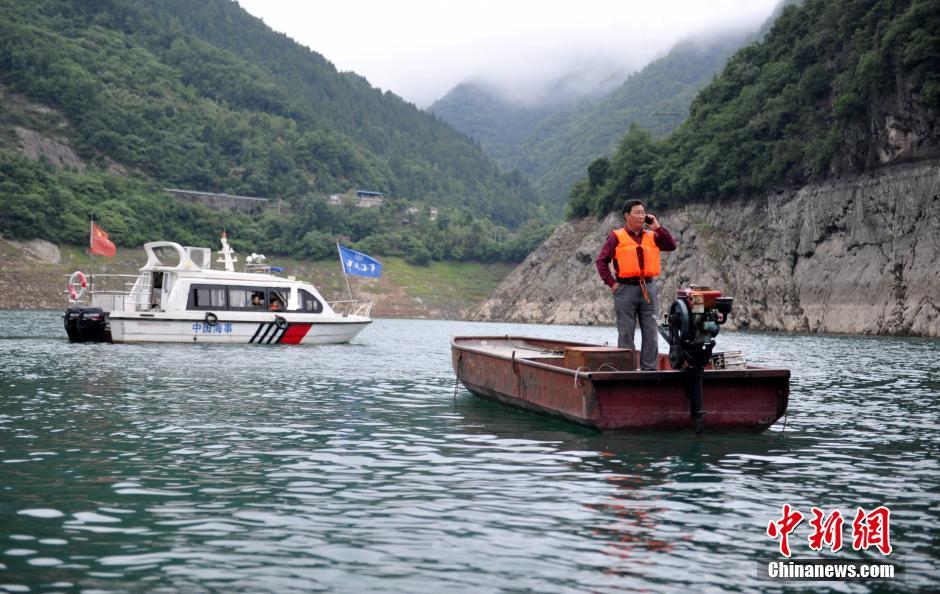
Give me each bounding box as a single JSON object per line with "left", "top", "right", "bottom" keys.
{"left": 451, "top": 337, "right": 789, "bottom": 432}
{"left": 451, "top": 286, "right": 790, "bottom": 433}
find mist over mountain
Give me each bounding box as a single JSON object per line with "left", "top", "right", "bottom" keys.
{"left": 471, "top": 55, "right": 635, "bottom": 108}
{"left": 429, "top": 83, "right": 560, "bottom": 165}
{"left": 516, "top": 30, "right": 757, "bottom": 207}
{"left": 429, "top": 54, "right": 635, "bottom": 153}
{"left": 431, "top": 26, "right": 760, "bottom": 210}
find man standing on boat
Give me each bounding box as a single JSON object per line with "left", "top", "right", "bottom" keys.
{"left": 595, "top": 199, "right": 677, "bottom": 370}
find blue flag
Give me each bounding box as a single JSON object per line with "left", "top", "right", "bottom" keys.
{"left": 338, "top": 244, "right": 382, "bottom": 278}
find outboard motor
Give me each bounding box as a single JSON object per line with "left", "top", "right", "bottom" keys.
{"left": 659, "top": 286, "right": 734, "bottom": 433}
{"left": 63, "top": 307, "right": 111, "bottom": 343}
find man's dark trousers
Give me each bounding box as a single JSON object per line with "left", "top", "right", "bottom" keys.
{"left": 613, "top": 282, "right": 659, "bottom": 370}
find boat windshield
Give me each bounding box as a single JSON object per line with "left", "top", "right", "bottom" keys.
{"left": 142, "top": 241, "right": 212, "bottom": 271}
{"left": 149, "top": 245, "right": 184, "bottom": 268}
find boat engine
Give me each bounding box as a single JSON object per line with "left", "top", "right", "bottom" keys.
{"left": 63, "top": 307, "right": 111, "bottom": 343}
{"left": 658, "top": 286, "right": 734, "bottom": 433}
{"left": 660, "top": 287, "right": 734, "bottom": 370}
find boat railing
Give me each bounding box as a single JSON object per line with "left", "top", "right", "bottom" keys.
{"left": 328, "top": 299, "right": 373, "bottom": 318}
{"left": 73, "top": 274, "right": 151, "bottom": 312}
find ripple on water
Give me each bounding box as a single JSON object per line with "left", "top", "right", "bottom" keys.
{"left": 16, "top": 509, "right": 65, "bottom": 519}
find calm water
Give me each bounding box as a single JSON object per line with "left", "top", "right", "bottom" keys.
{"left": 0, "top": 311, "right": 937, "bottom": 593}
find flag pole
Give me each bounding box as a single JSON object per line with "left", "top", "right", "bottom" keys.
{"left": 337, "top": 243, "right": 354, "bottom": 301}
{"left": 89, "top": 212, "right": 94, "bottom": 256}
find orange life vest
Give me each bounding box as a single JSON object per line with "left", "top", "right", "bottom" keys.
{"left": 613, "top": 227, "right": 661, "bottom": 278}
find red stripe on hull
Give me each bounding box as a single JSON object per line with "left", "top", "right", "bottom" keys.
{"left": 278, "top": 323, "right": 312, "bottom": 344}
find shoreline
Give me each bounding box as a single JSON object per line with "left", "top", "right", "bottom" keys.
{"left": 0, "top": 239, "right": 513, "bottom": 320}
{"left": 4, "top": 307, "right": 935, "bottom": 341}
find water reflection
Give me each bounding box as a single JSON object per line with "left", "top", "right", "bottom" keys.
{"left": 453, "top": 396, "right": 811, "bottom": 585}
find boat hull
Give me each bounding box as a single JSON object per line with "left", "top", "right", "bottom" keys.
{"left": 106, "top": 314, "right": 370, "bottom": 345}
{"left": 452, "top": 337, "right": 789, "bottom": 432}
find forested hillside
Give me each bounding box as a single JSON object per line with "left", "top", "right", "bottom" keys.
{"left": 0, "top": 0, "right": 550, "bottom": 263}
{"left": 429, "top": 62, "right": 629, "bottom": 168}
{"left": 517, "top": 33, "right": 755, "bottom": 207}
{"left": 569, "top": 0, "right": 940, "bottom": 218}
{"left": 431, "top": 32, "right": 756, "bottom": 210}
{"left": 429, "top": 82, "right": 568, "bottom": 166}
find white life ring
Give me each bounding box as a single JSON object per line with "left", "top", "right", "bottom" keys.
{"left": 68, "top": 271, "right": 88, "bottom": 301}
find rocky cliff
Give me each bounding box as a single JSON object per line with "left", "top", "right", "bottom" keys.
{"left": 470, "top": 160, "right": 940, "bottom": 337}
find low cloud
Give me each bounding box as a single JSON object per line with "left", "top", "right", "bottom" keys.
{"left": 240, "top": 0, "right": 780, "bottom": 108}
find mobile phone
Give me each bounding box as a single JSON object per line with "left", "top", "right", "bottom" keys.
{"left": 645, "top": 215, "right": 654, "bottom": 225}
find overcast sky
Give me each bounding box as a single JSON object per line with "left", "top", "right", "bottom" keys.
{"left": 237, "top": 0, "right": 779, "bottom": 108}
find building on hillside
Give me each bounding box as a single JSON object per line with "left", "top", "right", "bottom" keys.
{"left": 405, "top": 205, "right": 438, "bottom": 219}
{"left": 355, "top": 190, "right": 384, "bottom": 208}
{"left": 326, "top": 190, "right": 387, "bottom": 208}
{"left": 164, "top": 188, "right": 269, "bottom": 214}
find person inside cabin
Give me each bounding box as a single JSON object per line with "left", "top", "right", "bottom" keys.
{"left": 595, "top": 199, "right": 677, "bottom": 371}
{"left": 251, "top": 293, "right": 264, "bottom": 308}
{"left": 269, "top": 294, "right": 283, "bottom": 311}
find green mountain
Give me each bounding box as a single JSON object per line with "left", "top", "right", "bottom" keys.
{"left": 516, "top": 32, "right": 755, "bottom": 208}
{"left": 568, "top": 0, "right": 940, "bottom": 218}
{"left": 429, "top": 82, "right": 568, "bottom": 166}
{"left": 0, "top": 0, "right": 548, "bottom": 262}
{"left": 430, "top": 31, "right": 756, "bottom": 210}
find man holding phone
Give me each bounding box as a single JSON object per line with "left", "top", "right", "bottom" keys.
{"left": 595, "top": 199, "right": 677, "bottom": 370}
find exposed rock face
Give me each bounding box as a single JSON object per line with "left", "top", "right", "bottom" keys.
{"left": 470, "top": 160, "right": 940, "bottom": 337}
{"left": 4, "top": 239, "right": 61, "bottom": 264}
{"left": 866, "top": 77, "right": 940, "bottom": 168}
{"left": 15, "top": 126, "right": 86, "bottom": 172}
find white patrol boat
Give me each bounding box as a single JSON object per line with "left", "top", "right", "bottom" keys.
{"left": 63, "top": 234, "right": 372, "bottom": 344}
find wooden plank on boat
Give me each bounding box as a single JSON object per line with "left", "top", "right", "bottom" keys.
{"left": 562, "top": 346, "right": 635, "bottom": 372}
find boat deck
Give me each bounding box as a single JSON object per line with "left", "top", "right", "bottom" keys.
{"left": 453, "top": 336, "right": 675, "bottom": 374}
{"left": 457, "top": 337, "right": 567, "bottom": 359}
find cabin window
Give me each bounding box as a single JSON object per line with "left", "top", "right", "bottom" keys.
{"left": 187, "top": 284, "right": 227, "bottom": 310}
{"left": 298, "top": 289, "right": 323, "bottom": 313}
{"left": 267, "top": 288, "right": 289, "bottom": 312}
{"left": 229, "top": 287, "right": 266, "bottom": 310}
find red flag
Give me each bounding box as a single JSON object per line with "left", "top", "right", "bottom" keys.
{"left": 90, "top": 222, "right": 116, "bottom": 257}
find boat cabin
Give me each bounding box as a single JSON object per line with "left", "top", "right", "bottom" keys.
{"left": 92, "top": 241, "right": 329, "bottom": 316}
